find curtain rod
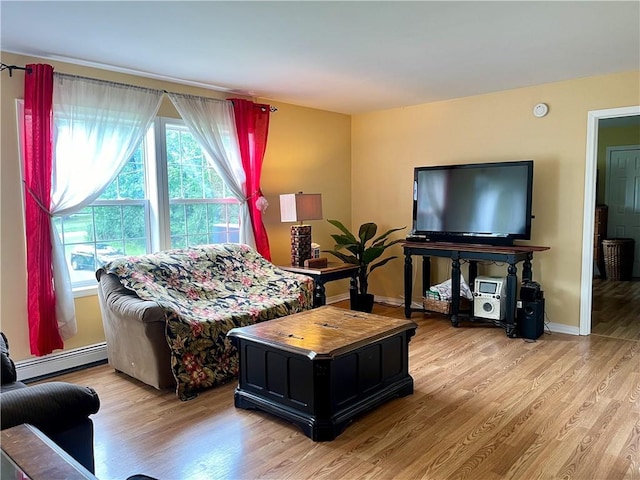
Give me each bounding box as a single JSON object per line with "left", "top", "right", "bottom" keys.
{"left": 171, "top": 91, "right": 277, "bottom": 112}
{"left": 0, "top": 63, "right": 277, "bottom": 111}
{"left": 0, "top": 63, "right": 32, "bottom": 77}
{"left": 166, "top": 90, "right": 277, "bottom": 112}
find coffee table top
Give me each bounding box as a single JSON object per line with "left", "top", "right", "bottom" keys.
{"left": 228, "top": 306, "right": 417, "bottom": 359}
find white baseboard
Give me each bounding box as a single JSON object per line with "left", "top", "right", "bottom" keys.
{"left": 340, "top": 295, "right": 582, "bottom": 336}
{"left": 546, "top": 322, "right": 580, "bottom": 336}
{"left": 15, "top": 342, "right": 108, "bottom": 382}
{"left": 326, "top": 292, "right": 350, "bottom": 304}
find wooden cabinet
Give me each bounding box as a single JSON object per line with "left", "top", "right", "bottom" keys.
{"left": 594, "top": 205, "right": 608, "bottom": 277}
{"left": 229, "top": 307, "right": 416, "bottom": 441}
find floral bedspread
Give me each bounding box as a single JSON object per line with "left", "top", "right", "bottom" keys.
{"left": 102, "top": 243, "right": 314, "bottom": 400}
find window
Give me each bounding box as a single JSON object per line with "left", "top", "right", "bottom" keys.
{"left": 163, "top": 120, "right": 240, "bottom": 248}
{"left": 57, "top": 118, "right": 239, "bottom": 289}
{"left": 55, "top": 145, "right": 149, "bottom": 287}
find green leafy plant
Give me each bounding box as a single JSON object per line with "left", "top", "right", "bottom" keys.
{"left": 324, "top": 220, "right": 405, "bottom": 295}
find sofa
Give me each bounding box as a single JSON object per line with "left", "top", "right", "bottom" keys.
{"left": 0, "top": 333, "right": 101, "bottom": 473}
{"left": 97, "top": 243, "right": 314, "bottom": 400}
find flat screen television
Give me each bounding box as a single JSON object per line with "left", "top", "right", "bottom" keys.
{"left": 411, "top": 160, "right": 534, "bottom": 246}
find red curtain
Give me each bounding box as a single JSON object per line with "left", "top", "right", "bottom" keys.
{"left": 22, "top": 64, "right": 62, "bottom": 355}
{"left": 231, "top": 98, "right": 271, "bottom": 260}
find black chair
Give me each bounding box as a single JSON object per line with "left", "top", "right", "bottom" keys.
{"left": 0, "top": 332, "right": 101, "bottom": 473}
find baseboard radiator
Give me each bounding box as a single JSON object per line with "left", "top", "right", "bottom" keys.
{"left": 15, "top": 342, "right": 108, "bottom": 382}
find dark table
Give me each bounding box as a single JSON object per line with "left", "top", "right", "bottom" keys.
{"left": 403, "top": 241, "right": 550, "bottom": 337}
{"left": 279, "top": 262, "right": 360, "bottom": 307}
{"left": 228, "top": 306, "right": 417, "bottom": 441}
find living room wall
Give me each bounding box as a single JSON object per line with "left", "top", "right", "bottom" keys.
{"left": 0, "top": 51, "right": 351, "bottom": 361}
{"left": 351, "top": 70, "right": 640, "bottom": 331}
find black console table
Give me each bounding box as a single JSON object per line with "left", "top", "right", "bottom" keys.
{"left": 403, "top": 242, "right": 550, "bottom": 337}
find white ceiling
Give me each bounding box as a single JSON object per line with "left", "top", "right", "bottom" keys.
{"left": 1, "top": 1, "right": 639, "bottom": 114}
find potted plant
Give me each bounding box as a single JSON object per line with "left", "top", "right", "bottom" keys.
{"left": 324, "top": 220, "right": 405, "bottom": 312}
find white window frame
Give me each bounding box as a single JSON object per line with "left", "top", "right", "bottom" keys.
{"left": 75, "top": 117, "right": 239, "bottom": 295}
{"left": 155, "top": 117, "right": 240, "bottom": 251}
{"left": 17, "top": 104, "right": 241, "bottom": 297}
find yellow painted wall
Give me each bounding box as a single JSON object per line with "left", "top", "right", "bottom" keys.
{"left": 351, "top": 70, "right": 640, "bottom": 329}
{"left": 258, "top": 101, "right": 351, "bottom": 272}
{"left": 0, "top": 51, "right": 351, "bottom": 361}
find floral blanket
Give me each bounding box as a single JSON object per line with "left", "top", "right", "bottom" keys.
{"left": 102, "top": 244, "right": 314, "bottom": 400}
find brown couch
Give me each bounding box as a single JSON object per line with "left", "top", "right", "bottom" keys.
{"left": 96, "top": 271, "right": 175, "bottom": 389}
{"left": 96, "top": 244, "right": 314, "bottom": 399}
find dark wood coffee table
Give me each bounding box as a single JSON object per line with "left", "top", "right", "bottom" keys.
{"left": 227, "top": 306, "right": 417, "bottom": 441}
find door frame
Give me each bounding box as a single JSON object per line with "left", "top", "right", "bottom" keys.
{"left": 579, "top": 105, "right": 640, "bottom": 335}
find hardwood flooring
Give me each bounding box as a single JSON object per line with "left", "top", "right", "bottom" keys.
{"left": 592, "top": 279, "right": 640, "bottom": 341}
{"left": 48, "top": 302, "right": 639, "bottom": 480}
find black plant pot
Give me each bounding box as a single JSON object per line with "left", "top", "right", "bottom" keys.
{"left": 350, "top": 292, "right": 374, "bottom": 313}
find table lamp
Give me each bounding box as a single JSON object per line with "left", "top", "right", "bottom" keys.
{"left": 280, "top": 192, "right": 323, "bottom": 266}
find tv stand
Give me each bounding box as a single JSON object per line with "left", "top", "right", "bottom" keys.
{"left": 402, "top": 242, "right": 550, "bottom": 337}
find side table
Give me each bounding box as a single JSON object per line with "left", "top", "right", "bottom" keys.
{"left": 279, "top": 262, "right": 360, "bottom": 307}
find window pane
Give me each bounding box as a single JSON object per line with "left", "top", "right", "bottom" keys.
{"left": 228, "top": 203, "right": 240, "bottom": 225}
{"left": 207, "top": 203, "right": 225, "bottom": 226}
{"left": 122, "top": 205, "right": 145, "bottom": 239}
{"left": 205, "top": 167, "right": 223, "bottom": 199}
{"left": 50, "top": 123, "right": 150, "bottom": 289}
{"left": 169, "top": 204, "right": 186, "bottom": 236}
{"left": 166, "top": 129, "right": 180, "bottom": 164}
{"left": 125, "top": 237, "right": 147, "bottom": 256}
{"left": 62, "top": 204, "right": 146, "bottom": 286}
{"left": 171, "top": 235, "right": 186, "bottom": 249}
{"left": 186, "top": 204, "right": 207, "bottom": 235}
{"left": 97, "top": 145, "right": 145, "bottom": 201}
{"left": 180, "top": 132, "right": 203, "bottom": 166}
{"left": 70, "top": 242, "right": 123, "bottom": 268}
{"left": 68, "top": 243, "right": 98, "bottom": 283}
{"left": 118, "top": 149, "right": 145, "bottom": 199}
{"left": 188, "top": 234, "right": 208, "bottom": 246}
{"left": 54, "top": 209, "right": 95, "bottom": 244}
{"left": 168, "top": 165, "right": 181, "bottom": 198}
{"left": 165, "top": 123, "right": 241, "bottom": 249}
{"left": 94, "top": 206, "right": 123, "bottom": 242}
{"left": 100, "top": 181, "right": 118, "bottom": 200}
{"left": 181, "top": 165, "right": 203, "bottom": 199}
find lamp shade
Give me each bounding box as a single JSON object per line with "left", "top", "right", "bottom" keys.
{"left": 280, "top": 193, "right": 323, "bottom": 223}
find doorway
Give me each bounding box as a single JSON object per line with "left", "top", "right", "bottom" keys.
{"left": 604, "top": 144, "right": 640, "bottom": 278}
{"left": 580, "top": 106, "right": 640, "bottom": 337}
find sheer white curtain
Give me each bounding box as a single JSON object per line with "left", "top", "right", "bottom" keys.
{"left": 51, "top": 74, "right": 163, "bottom": 338}
{"left": 167, "top": 93, "right": 256, "bottom": 249}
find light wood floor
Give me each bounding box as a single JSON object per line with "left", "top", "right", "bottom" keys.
{"left": 49, "top": 302, "right": 639, "bottom": 480}
{"left": 592, "top": 279, "right": 640, "bottom": 341}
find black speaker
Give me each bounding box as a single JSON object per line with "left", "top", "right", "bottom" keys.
{"left": 518, "top": 298, "right": 545, "bottom": 340}
{"left": 520, "top": 281, "right": 543, "bottom": 301}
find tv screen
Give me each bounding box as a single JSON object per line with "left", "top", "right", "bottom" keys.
{"left": 412, "top": 160, "right": 533, "bottom": 246}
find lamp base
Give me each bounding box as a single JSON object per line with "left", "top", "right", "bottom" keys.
{"left": 290, "top": 225, "right": 312, "bottom": 267}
